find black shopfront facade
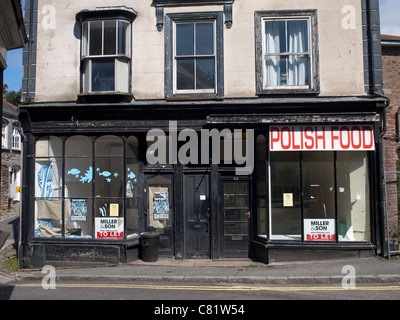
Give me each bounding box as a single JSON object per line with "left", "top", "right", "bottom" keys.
{"left": 18, "top": 97, "right": 387, "bottom": 268}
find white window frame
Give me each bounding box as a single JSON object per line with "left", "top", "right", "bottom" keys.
{"left": 2, "top": 120, "right": 8, "bottom": 149}
{"left": 81, "top": 20, "right": 131, "bottom": 94}
{"left": 262, "top": 16, "right": 312, "bottom": 90}
{"left": 11, "top": 122, "right": 20, "bottom": 150}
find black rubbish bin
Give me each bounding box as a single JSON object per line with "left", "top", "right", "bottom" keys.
{"left": 139, "top": 232, "right": 160, "bottom": 262}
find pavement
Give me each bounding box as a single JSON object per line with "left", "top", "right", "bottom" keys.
{"left": 1, "top": 205, "right": 399, "bottom": 286}
{"left": 0, "top": 254, "right": 398, "bottom": 286}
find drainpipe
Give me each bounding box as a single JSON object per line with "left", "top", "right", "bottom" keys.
{"left": 396, "top": 107, "right": 400, "bottom": 142}
{"left": 366, "top": 0, "right": 376, "bottom": 94}
{"left": 26, "top": 0, "right": 34, "bottom": 102}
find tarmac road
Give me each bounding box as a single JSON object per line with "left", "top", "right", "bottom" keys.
{"left": 2, "top": 280, "right": 400, "bottom": 300}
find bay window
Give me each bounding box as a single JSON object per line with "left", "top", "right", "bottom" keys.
{"left": 81, "top": 20, "right": 131, "bottom": 93}
{"left": 76, "top": 8, "right": 136, "bottom": 99}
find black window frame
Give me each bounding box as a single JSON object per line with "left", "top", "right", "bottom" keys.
{"left": 165, "top": 12, "right": 224, "bottom": 99}
{"left": 76, "top": 8, "right": 137, "bottom": 103}
{"left": 255, "top": 10, "right": 320, "bottom": 95}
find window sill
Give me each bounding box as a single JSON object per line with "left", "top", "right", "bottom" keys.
{"left": 257, "top": 88, "right": 319, "bottom": 96}
{"left": 167, "top": 93, "right": 224, "bottom": 101}
{"left": 77, "top": 92, "right": 133, "bottom": 104}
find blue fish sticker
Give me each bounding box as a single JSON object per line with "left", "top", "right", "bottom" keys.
{"left": 68, "top": 168, "right": 81, "bottom": 177}
{"left": 99, "top": 171, "right": 112, "bottom": 178}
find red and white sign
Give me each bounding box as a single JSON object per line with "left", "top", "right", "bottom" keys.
{"left": 270, "top": 125, "right": 375, "bottom": 151}
{"left": 95, "top": 218, "right": 124, "bottom": 239}
{"left": 304, "top": 219, "right": 335, "bottom": 242}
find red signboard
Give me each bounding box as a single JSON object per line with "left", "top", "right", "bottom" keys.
{"left": 270, "top": 125, "right": 375, "bottom": 151}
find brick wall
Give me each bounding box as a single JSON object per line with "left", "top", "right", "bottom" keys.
{"left": 382, "top": 45, "right": 400, "bottom": 240}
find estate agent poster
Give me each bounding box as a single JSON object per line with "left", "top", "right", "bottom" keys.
{"left": 148, "top": 187, "right": 170, "bottom": 229}
{"left": 153, "top": 190, "right": 169, "bottom": 220}
{"left": 304, "top": 219, "right": 335, "bottom": 241}
{"left": 95, "top": 217, "right": 124, "bottom": 239}
{"left": 70, "top": 199, "right": 87, "bottom": 222}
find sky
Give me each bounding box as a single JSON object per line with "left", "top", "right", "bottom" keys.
{"left": 3, "top": 0, "right": 400, "bottom": 93}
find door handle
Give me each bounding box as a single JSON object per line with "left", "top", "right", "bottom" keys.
{"left": 246, "top": 211, "right": 251, "bottom": 219}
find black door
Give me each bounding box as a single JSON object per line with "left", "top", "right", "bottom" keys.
{"left": 184, "top": 174, "right": 210, "bottom": 258}
{"left": 222, "top": 179, "right": 251, "bottom": 258}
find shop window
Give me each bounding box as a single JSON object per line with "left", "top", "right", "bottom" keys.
{"left": 270, "top": 151, "right": 302, "bottom": 240}
{"left": 255, "top": 10, "right": 319, "bottom": 94}
{"left": 34, "top": 136, "right": 63, "bottom": 237}
{"left": 165, "top": 12, "right": 224, "bottom": 98}
{"left": 94, "top": 136, "right": 124, "bottom": 239}
{"left": 268, "top": 150, "right": 371, "bottom": 242}
{"left": 64, "top": 135, "right": 93, "bottom": 238}
{"left": 337, "top": 152, "right": 371, "bottom": 242}
{"left": 34, "top": 134, "right": 142, "bottom": 240}
{"left": 302, "top": 152, "right": 335, "bottom": 220}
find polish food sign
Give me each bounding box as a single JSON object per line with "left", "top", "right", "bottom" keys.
{"left": 270, "top": 125, "right": 375, "bottom": 151}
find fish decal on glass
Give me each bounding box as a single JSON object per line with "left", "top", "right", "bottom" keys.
{"left": 99, "top": 170, "right": 112, "bottom": 178}
{"left": 79, "top": 166, "right": 93, "bottom": 183}
{"left": 67, "top": 168, "right": 81, "bottom": 178}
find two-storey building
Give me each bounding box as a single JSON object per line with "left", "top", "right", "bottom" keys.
{"left": 19, "top": 0, "right": 388, "bottom": 268}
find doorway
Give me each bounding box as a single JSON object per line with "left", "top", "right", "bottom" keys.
{"left": 222, "top": 178, "right": 251, "bottom": 258}
{"left": 184, "top": 174, "right": 210, "bottom": 258}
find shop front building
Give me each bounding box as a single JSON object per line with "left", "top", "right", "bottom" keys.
{"left": 18, "top": 0, "right": 387, "bottom": 267}
{"left": 19, "top": 98, "right": 387, "bottom": 266}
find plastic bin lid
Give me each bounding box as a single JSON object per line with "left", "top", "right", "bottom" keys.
{"left": 140, "top": 232, "right": 160, "bottom": 238}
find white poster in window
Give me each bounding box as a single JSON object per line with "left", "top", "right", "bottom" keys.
{"left": 95, "top": 217, "right": 124, "bottom": 239}
{"left": 283, "top": 193, "right": 293, "bottom": 207}
{"left": 70, "top": 199, "right": 87, "bottom": 222}
{"left": 304, "top": 219, "right": 335, "bottom": 241}
{"left": 152, "top": 190, "right": 169, "bottom": 220}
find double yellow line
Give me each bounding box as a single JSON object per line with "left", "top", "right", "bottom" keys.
{"left": 13, "top": 283, "right": 400, "bottom": 292}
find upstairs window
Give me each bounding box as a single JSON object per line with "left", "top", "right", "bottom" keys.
{"left": 82, "top": 20, "right": 131, "bottom": 93}
{"left": 2, "top": 120, "right": 8, "bottom": 149}
{"left": 11, "top": 123, "right": 20, "bottom": 150}
{"left": 175, "top": 21, "right": 216, "bottom": 93}
{"left": 76, "top": 8, "right": 137, "bottom": 100}
{"left": 255, "top": 10, "right": 319, "bottom": 95}
{"left": 264, "top": 19, "right": 310, "bottom": 88}
{"left": 165, "top": 12, "right": 224, "bottom": 98}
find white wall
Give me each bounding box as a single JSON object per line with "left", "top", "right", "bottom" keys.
{"left": 35, "top": 0, "right": 366, "bottom": 101}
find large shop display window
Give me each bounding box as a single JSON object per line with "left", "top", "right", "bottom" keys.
{"left": 35, "top": 136, "right": 63, "bottom": 237}
{"left": 268, "top": 125, "right": 373, "bottom": 242}
{"left": 34, "top": 135, "right": 139, "bottom": 239}
{"left": 270, "top": 151, "right": 370, "bottom": 242}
